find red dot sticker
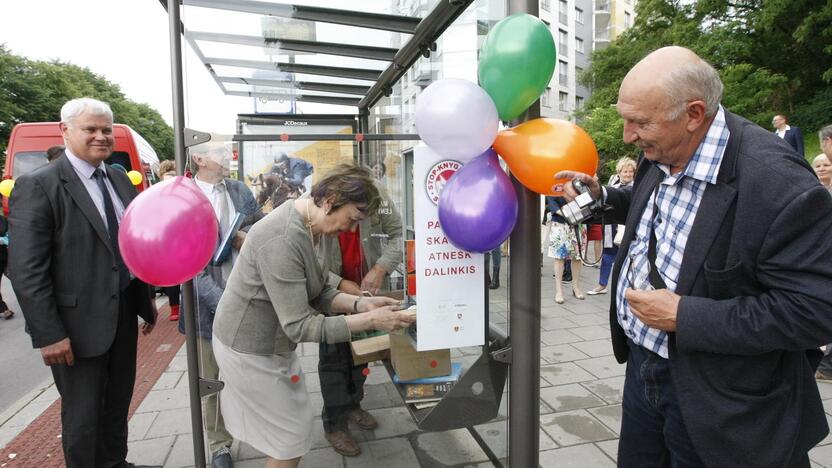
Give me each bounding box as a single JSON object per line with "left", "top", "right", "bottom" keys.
{"left": 290, "top": 374, "right": 300, "bottom": 383}
{"left": 430, "top": 360, "right": 438, "bottom": 368}
{"left": 280, "top": 133, "right": 290, "bottom": 142}
{"left": 362, "top": 368, "right": 370, "bottom": 376}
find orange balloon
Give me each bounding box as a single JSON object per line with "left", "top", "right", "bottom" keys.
{"left": 493, "top": 118, "right": 598, "bottom": 195}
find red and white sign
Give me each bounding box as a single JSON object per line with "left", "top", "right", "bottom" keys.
{"left": 414, "top": 145, "right": 485, "bottom": 351}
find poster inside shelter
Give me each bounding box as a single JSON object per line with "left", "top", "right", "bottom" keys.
{"left": 414, "top": 145, "right": 485, "bottom": 351}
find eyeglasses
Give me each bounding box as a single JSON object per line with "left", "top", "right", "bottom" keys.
{"left": 626, "top": 253, "right": 655, "bottom": 292}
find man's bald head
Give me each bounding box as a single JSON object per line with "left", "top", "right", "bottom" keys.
{"left": 620, "top": 46, "right": 723, "bottom": 120}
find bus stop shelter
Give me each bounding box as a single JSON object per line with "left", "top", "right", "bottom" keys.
{"left": 161, "top": 1, "right": 542, "bottom": 465}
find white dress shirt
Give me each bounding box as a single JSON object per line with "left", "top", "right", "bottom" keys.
{"left": 64, "top": 148, "right": 126, "bottom": 233}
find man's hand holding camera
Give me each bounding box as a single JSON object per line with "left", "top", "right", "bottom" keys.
{"left": 553, "top": 171, "right": 603, "bottom": 202}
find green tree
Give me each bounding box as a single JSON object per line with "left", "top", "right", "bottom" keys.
{"left": 579, "top": 0, "right": 832, "bottom": 162}
{"left": 0, "top": 45, "right": 173, "bottom": 165}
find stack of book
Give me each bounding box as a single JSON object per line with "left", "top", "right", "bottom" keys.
{"left": 394, "top": 362, "right": 463, "bottom": 409}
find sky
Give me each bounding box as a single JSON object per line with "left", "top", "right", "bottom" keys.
{"left": 0, "top": 0, "right": 398, "bottom": 136}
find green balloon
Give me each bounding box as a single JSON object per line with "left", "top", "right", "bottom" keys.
{"left": 478, "top": 14, "right": 557, "bottom": 121}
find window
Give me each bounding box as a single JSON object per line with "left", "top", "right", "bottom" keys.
{"left": 559, "top": 0, "right": 568, "bottom": 24}
{"left": 559, "top": 29, "right": 568, "bottom": 55}
{"left": 541, "top": 0, "right": 551, "bottom": 12}
{"left": 542, "top": 87, "right": 552, "bottom": 107}
{"left": 575, "top": 96, "right": 584, "bottom": 109}
{"left": 559, "top": 92, "right": 568, "bottom": 112}
{"left": 625, "top": 11, "right": 632, "bottom": 28}
{"left": 575, "top": 7, "right": 584, "bottom": 24}
{"left": 558, "top": 60, "right": 568, "bottom": 86}
{"left": 575, "top": 37, "right": 584, "bottom": 54}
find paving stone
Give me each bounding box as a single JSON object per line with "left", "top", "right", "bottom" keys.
{"left": 588, "top": 405, "right": 622, "bottom": 435}
{"left": 146, "top": 407, "right": 192, "bottom": 438}
{"left": 539, "top": 442, "right": 616, "bottom": 467}
{"left": 363, "top": 365, "right": 392, "bottom": 386}
{"left": 541, "top": 329, "right": 583, "bottom": 346}
{"left": 415, "top": 428, "right": 489, "bottom": 466}
{"left": 818, "top": 381, "right": 832, "bottom": 400}
{"left": 234, "top": 458, "right": 270, "bottom": 468}
{"left": 819, "top": 414, "right": 832, "bottom": 446}
{"left": 127, "top": 435, "right": 175, "bottom": 466}
{"left": 346, "top": 437, "right": 419, "bottom": 467}
{"left": 540, "top": 410, "right": 617, "bottom": 447}
{"left": 167, "top": 354, "right": 188, "bottom": 372}
{"left": 361, "top": 406, "right": 418, "bottom": 439}
{"left": 541, "top": 344, "right": 590, "bottom": 364}
{"left": 361, "top": 382, "right": 402, "bottom": 410}
{"left": 571, "top": 339, "right": 614, "bottom": 358}
{"left": 32, "top": 385, "right": 60, "bottom": 403}
{"left": 137, "top": 386, "right": 191, "bottom": 412}
{"left": 128, "top": 411, "right": 157, "bottom": 441}
{"left": 596, "top": 439, "right": 619, "bottom": 462}
{"left": 568, "top": 313, "right": 609, "bottom": 327}
{"left": 575, "top": 355, "right": 626, "bottom": 379}
{"left": 300, "top": 342, "right": 320, "bottom": 357}
{"left": 568, "top": 325, "right": 610, "bottom": 341}
{"left": 299, "top": 445, "right": 343, "bottom": 467}
{"left": 540, "top": 383, "right": 606, "bottom": 412}
{"left": 810, "top": 443, "right": 832, "bottom": 468}
{"left": 153, "top": 371, "right": 184, "bottom": 390}
{"left": 540, "top": 362, "right": 597, "bottom": 386}
{"left": 471, "top": 419, "right": 558, "bottom": 460}
{"left": 1, "top": 399, "right": 52, "bottom": 428}
{"left": 541, "top": 316, "right": 579, "bottom": 331}
{"left": 582, "top": 376, "right": 626, "bottom": 404}
{"left": 163, "top": 433, "right": 203, "bottom": 468}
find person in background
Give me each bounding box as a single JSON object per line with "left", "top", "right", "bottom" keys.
{"left": 317, "top": 182, "right": 402, "bottom": 457}
{"left": 558, "top": 46, "right": 832, "bottom": 467}
{"left": 181, "top": 141, "right": 263, "bottom": 468}
{"left": 0, "top": 213, "right": 13, "bottom": 320}
{"left": 10, "top": 97, "right": 157, "bottom": 468}
{"left": 587, "top": 157, "right": 636, "bottom": 296}
{"left": 544, "top": 196, "right": 585, "bottom": 304}
{"left": 813, "top": 154, "right": 832, "bottom": 192}
{"left": 46, "top": 145, "right": 65, "bottom": 162}
{"left": 211, "top": 164, "right": 414, "bottom": 468}
{"left": 812, "top": 124, "right": 832, "bottom": 381}
{"left": 772, "top": 114, "right": 805, "bottom": 155}
{"left": 156, "top": 159, "right": 180, "bottom": 321}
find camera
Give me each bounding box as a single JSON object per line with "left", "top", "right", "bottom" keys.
{"left": 557, "top": 179, "right": 603, "bottom": 225}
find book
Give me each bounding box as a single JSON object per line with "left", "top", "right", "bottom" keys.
{"left": 211, "top": 213, "right": 244, "bottom": 266}
{"left": 393, "top": 362, "right": 463, "bottom": 384}
{"left": 412, "top": 401, "right": 439, "bottom": 410}
{"left": 404, "top": 381, "right": 454, "bottom": 403}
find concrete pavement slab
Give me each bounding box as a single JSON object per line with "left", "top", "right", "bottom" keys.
{"left": 581, "top": 376, "right": 626, "bottom": 404}
{"left": 126, "top": 435, "right": 175, "bottom": 466}
{"left": 541, "top": 362, "right": 597, "bottom": 386}
{"left": 414, "top": 428, "right": 489, "bottom": 466}
{"left": 540, "top": 409, "right": 617, "bottom": 447}
{"left": 575, "top": 355, "right": 626, "bottom": 379}
{"left": 540, "top": 443, "right": 616, "bottom": 467}
{"left": 571, "top": 338, "right": 614, "bottom": 358}
{"left": 346, "top": 438, "right": 419, "bottom": 467}
{"left": 540, "top": 383, "right": 606, "bottom": 413}
{"left": 541, "top": 343, "right": 590, "bottom": 364}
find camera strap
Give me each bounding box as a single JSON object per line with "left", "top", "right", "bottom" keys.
{"left": 647, "top": 188, "right": 668, "bottom": 290}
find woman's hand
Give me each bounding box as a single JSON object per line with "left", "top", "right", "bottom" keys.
{"left": 358, "top": 296, "right": 400, "bottom": 312}
{"left": 367, "top": 306, "right": 416, "bottom": 332}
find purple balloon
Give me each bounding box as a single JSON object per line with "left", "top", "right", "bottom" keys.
{"left": 119, "top": 176, "right": 218, "bottom": 287}
{"left": 438, "top": 150, "right": 518, "bottom": 253}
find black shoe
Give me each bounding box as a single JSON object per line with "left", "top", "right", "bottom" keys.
{"left": 489, "top": 278, "right": 499, "bottom": 289}
{"left": 212, "top": 446, "right": 233, "bottom": 468}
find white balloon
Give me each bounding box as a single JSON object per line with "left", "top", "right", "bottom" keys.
{"left": 415, "top": 79, "right": 499, "bottom": 161}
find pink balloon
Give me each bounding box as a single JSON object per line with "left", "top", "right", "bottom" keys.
{"left": 119, "top": 176, "right": 218, "bottom": 287}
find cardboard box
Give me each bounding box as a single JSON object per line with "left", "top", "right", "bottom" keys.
{"left": 350, "top": 334, "right": 390, "bottom": 366}
{"left": 389, "top": 332, "right": 451, "bottom": 381}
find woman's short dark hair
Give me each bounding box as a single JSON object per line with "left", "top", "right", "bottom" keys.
{"left": 311, "top": 164, "right": 379, "bottom": 215}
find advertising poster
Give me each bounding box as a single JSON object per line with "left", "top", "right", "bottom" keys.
{"left": 413, "top": 145, "right": 485, "bottom": 351}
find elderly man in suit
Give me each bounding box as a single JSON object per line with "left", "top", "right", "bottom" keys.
{"left": 9, "top": 98, "right": 158, "bottom": 468}
{"left": 558, "top": 47, "right": 832, "bottom": 467}
{"left": 772, "top": 114, "right": 805, "bottom": 155}
{"left": 179, "top": 141, "right": 263, "bottom": 468}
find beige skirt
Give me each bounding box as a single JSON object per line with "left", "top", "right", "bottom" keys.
{"left": 213, "top": 338, "right": 312, "bottom": 460}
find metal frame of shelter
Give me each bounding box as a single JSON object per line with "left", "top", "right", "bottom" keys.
{"left": 162, "top": 0, "right": 541, "bottom": 466}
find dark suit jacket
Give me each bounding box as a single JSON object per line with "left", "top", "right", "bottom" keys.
{"left": 9, "top": 153, "right": 154, "bottom": 358}
{"left": 780, "top": 126, "right": 805, "bottom": 155}
{"left": 604, "top": 111, "right": 832, "bottom": 467}
{"left": 179, "top": 178, "right": 263, "bottom": 339}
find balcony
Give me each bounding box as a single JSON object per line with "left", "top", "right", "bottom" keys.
{"left": 595, "top": 1, "right": 610, "bottom": 12}
{"left": 559, "top": 12, "right": 568, "bottom": 24}
{"left": 595, "top": 27, "right": 611, "bottom": 42}
{"left": 541, "top": 0, "right": 551, "bottom": 12}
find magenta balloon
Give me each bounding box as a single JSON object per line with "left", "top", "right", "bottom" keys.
{"left": 438, "top": 150, "right": 518, "bottom": 253}
{"left": 119, "top": 176, "right": 218, "bottom": 286}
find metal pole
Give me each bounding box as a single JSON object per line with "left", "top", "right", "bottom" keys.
{"left": 508, "top": 0, "right": 541, "bottom": 466}
{"left": 358, "top": 112, "right": 370, "bottom": 164}
{"left": 167, "top": 1, "right": 207, "bottom": 466}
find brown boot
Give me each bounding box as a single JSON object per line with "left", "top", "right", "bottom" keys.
{"left": 348, "top": 408, "right": 378, "bottom": 430}
{"left": 325, "top": 430, "right": 361, "bottom": 457}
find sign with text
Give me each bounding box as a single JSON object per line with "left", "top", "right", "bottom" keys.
{"left": 414, "top": 145, "right": 485, "bottom": 351}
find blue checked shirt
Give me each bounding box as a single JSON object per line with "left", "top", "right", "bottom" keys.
{"left": 616, "top": 106, "right": 730, "bottom": 358}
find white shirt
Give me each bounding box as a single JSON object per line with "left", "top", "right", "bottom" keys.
{"left": 194, "top": 176, "right": 237, "bottom": 233}
{"left": 776, "top": 124, "right": 791, "bottom": 139}
{"left": 64, "top": 148, "right": 126, "bottom": 233}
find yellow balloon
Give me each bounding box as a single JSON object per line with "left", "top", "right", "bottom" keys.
{"left": 0, "top": 179, "right": 15, "bottom": 198}
{"left": 127, "top": 171, "right": 143, "bottom": 186}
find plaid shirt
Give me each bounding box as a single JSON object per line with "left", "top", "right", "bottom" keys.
{"left": 616, "top": 106, "right": 730, "bottom": 358}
